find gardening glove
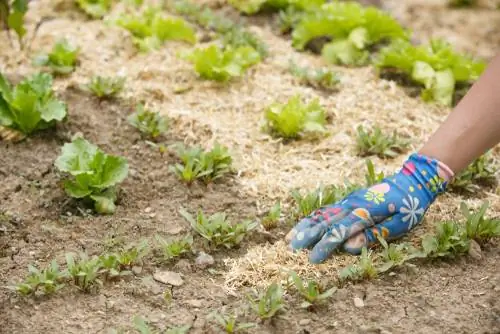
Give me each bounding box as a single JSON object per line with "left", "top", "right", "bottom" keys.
{"left": 288, "top": 153, "right": 454, "bottom": 263}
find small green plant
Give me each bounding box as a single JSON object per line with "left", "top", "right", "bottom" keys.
{"left": 98, "top": 253, "right": 131, "bottom": 280}
{"left": 116, "top": 8, "right": 196, "bottom": 52}
{"left": 170, "top": 143, "right": 233, "bottom": 185}
{"left": 229, "top": 0, "right": 324, "bottom": 14}
{"left": 33, "top": 39, "right": 80, "bottom": 75}
{"left": 54, "top": 137, "right": 129, "bottom": 215}
{"left": 76, "top": 0, "right": 112, "bottom": 19}
{"left": 127, "top": 104, "right": 169, "bottom": 139}
{"left": 291, "top": 184, "right": 356, "bottom": 219}
{"left": 155, "top": 235, "right": 193, "bottom": 262}
{"left": 289, "top": 62, "right": 340, "bottom": 91}
{"left": 374, "top": 236, "right": 420, "bottom": 274}
{"left": 364, "top": 159, "right": 385, "bottom": 187}
{"left": 1, "top": 0, "right": 29, "bottom": 48}
{"left": 116, "top": 240, "right": 149, "bottom": 269}
{"left": 184, "top": 45, "right": 261, "bottom": 82}
{"left": 355, "top": 125, "right": 410, "bottom": 159}
{"left": 83, "top": 75, "right": 125, "bottom": 99}
{"left": 181, "top": 209, "right": 257, "bottom": 249}
{"left": 289, "top": 271, "right": 336, "bottom": 309}
{"left": 261, "top": 201, "right": 281, "bottom": 230}
{"left": 421, "top": 221, "right": 470, "bottom": 258}
{"left": 461, "top": 201, "right": 500, "bottom": 243}
{"left": 9, "top": 260, "right": 66, "bottom": 296}
{"left": 264, "top": 95, "right": 327, "bottom": 139}
{"left": 248, "top": 282, "right": 285, "bottom": 320}
{"left": 377, "top": 39, "right": 485, "bottom": 106}
{"left": 0, "top": 72, "right": 67, "bottom": 139}
{"left": 65, "top": 253, "right": 103, "bottom": 292}
{"left": 450, "top": 154, "right": 498, "bottom": 192}
{"left": 339, "top": 247, "right": 378, "bottom": 282}
{"left": 208, "top": 311, "right": 255, "bottom": 333}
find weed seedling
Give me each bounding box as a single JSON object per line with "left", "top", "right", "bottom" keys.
{"left": 208, "top": 311, "right": 255, "bottom": 333}
{"left": 155, "top": 234, "right": 193, "bottom": 262}
{"left": 128, "top": 104, "right": 169, "bottom": 139}
{"left": 9, "top": 260, "right": 66, "bottom": 296}
{"left": 289, "top": 62, "right": 340, "bottom": 91}
{"left": 33, "top": 39, "right": 80, "bottom": 75}
{"left": 461, "top": 201, "right": 500, "bottom": 243}
{"left": 291, "top": 184, "right": 351, "bottom": 219}
{"left": 421, "top": 221, "right": 470, "bottom": 258}
{"left": 450, "top": 154, "right": 498, "bottom": 193}
{"left": 364, "top": 159, "right": 385, "bottom": 187}
{"left": 339, "top": 247, "right": 378, "bottom": 282}
{"left": 98, "top": 253, "right": 131, "bottom": 280}
{"left": 248, "top": 283, "right": 285, "bottom": 320}
{"left": 1, "top": 0, "right": 29, "bottom": 48}
{"left": 355, "top": 125, "right": 410, "bottom": 159}
{"left": 289, "top": 271, "right": 336, "bottom": 309}
{"left": 65, "top": 253, "right": 103, "bottom": 293}
{"left": 261, "top": 201, "right": 281, "bottom": 230}
{"left": 181, "top": 209, "right": 257, "bottom": 249}
{"left": 375, "top": 236, "right": 420, "bottom": 274}
{"left": 76, "top": 0, "right": 112, "bottom": 19}
{"left": 83, "top": 75, "right": 125, "bottom": 99}
{"left": 116, "top": 240, "right": 149, "bottom": 269}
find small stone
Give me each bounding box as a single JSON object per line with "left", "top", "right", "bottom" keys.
{"left": 468, "top": 240, "right": 482, "bottom": 260}
{"left": 153, "top": 270, "right": 184, "bottom": 286}
{"left": 144, "top": 207, "right": 152, "bottom": 213}
{"left": 185, "top": 299, "right": 203, "bottom": 308}
{"left": 132, "top": 266, "right": 143, "bottom": 275}
{"left": 195, "top": 252, "right": 214, "bottom": 268}
{"left": 299, "top": 319, "right": 311, "bottom": 326}
{"left": 353, "top": 297, "right": 365, "bottom": 308}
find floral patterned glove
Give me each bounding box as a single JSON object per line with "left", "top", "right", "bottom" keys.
{"left": 288, "top": 153, "right": 454, "bottom": 264}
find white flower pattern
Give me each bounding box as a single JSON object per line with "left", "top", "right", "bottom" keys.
{"left": 400, "top": 195, "right": 425, "bottom": 230}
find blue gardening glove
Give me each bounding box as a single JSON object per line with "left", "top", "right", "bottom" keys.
{"left": 288, "top": 153, "right": 454, "bottom": 263}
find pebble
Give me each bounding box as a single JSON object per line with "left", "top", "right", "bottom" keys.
{"left": 144, "top": 207, "right": 152, "bottom": 213}
{"left": 185, "top": 299, "right": 203, "bottom": 308}
{"left": 468, "top": 240, "right": 482, "bottom": 260}
{"left": 195, "top": 252, "right": 214, "bottom": 268}
{"left": 354, "top": 297, "right": 365, "bottom": 308}
{"left": 153, "top": 270, "right": 184, "bottom": 286}
{"left": 132, "top": 266, "right": 143, "bottom": 275}
{"left": 299, "top": 319, "right": 311, "bottom": 326}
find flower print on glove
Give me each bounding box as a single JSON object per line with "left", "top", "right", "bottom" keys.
{"left": 287, "top": 153, "right": 454, "bottom": 264}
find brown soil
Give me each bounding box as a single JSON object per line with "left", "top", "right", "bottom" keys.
{"left": 0, "top": 1, "right": 499, "bottom": 334}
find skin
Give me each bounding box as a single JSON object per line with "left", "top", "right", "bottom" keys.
{"left": 419, "top": 54, "right": 500, "bottom": 173}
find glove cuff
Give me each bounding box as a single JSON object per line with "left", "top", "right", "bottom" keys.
{"left": 403, "top": 153, "right": 454, "bottom": 196}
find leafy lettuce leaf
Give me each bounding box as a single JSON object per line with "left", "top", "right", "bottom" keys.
{"left": 76, "top": 0, "right": 112, "bottom": 19}
{"left": 33, "top": 39, "right": 80, "bottom": 75}
{"left": 55, "top": 137, "right": 129, "bottom": 214}
{"left": 229, "top": 0, "right": 324, "bottom": 14}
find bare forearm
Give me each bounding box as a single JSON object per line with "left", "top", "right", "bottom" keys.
{"left": 419, "top": 54, "right": 500, "bottom": 173}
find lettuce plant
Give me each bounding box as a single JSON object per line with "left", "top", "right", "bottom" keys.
{"left": 292, "top": 2, "right": 408, "bottom": 66}
{"left": 83, "top": 75, "right": 125, "bottom": 99}
{"left": 185, "top": 45, "right": 261, "bottom": 82}
{"left": 76, "top": 0, "right": 112, "bottom": 19}
{"left": 229, "top": 0, "right": 324, "bottom": 14}
{"left": 54, "top": 137, "right": 129, "bottom": 214}
{"left": 377, "top": 39, "right": 486, "bottom": 106}
{"left": 127, "top": 104, "right": 169, "bottom": 139}
{"left": 33, "top": 39, "right": 80, "bottom": 75}
{"left": 116, "top": 7, "right": 196, "bottom": 52}
{"left": 0, "top": 72, "right": 67, "bottom": 137}
{"left": 1, "top": 0, "right": 28, "bottom": 47}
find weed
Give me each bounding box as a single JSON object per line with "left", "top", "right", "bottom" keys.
{"left": 155, "top": 235, "right": 193, "bottom": 262}
{"left": 355, "top": 125, "right": 410, "bottom": 159}
{"left": 208, "top": 311, "right": 255, "bottom": 333}
{"left": 289, "top": 271, "right": 336, "bottom": 309}
{"left": 83, "top": 75, "right": 125, "bottom": 99}
{"left": 9, "top": 260, "right": 66, "bottom": 296}
{"left": 461, "top": 201, "right": 500, "bottom": 243}
{"left": 261, "top": 201, "right": 281, "bottom": 230}
{"left": 291, "top": 184, "right": 354, "bottom": 219}
{"left": 450, "top": 154, "right": 498, "bottom": 193}
{"left": 364, "top": 159, "right": 385, "bottom": 187}
{"left": 116, "top": 240, "right": 149, "bottom": 269}
{"left": 98, "top": 253, "right": 131, "bottom": 280}
{"left": 421, "top": 221, "right": 470, "bottom": 258}
{"left": 181, "top": 209, "right": 257, "bottom": 249}
{"left": 289, "top": 61, "right": 340, "bottom": 91}
{"left": 128, "top": 104, "right": 169, "bottom": 139}
{"left": 339, "top": 247, "right": 378, "bottom": 282}
{"left": 248, "top": 282, "right": 285, "bottom": 320}
{"left": 65, "top": 253, "right": 103, "bottom": 292}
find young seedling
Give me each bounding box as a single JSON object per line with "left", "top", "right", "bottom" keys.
{"left": 1, "top": 0, "right": 29, "bottom": 48}
{"left": 278, "top": 7, "right": 304, "bottom": 34}
{"left": 98, "top": 253, "right": 131, "bottom": 280}
{"left": 127, "top": 104, "right": 169, "bottom": 139}
{"left": 355, "top": 125, "right": 410, "bottom": 159}
{"left": 0, "top": 72, "right": 67, "bottom": 140}
{"left": 248, "top": 283, "right": 285, "bottom": 320}
{"left": 65, "top": 253, "right": 103, "bottom": 293}
{"left": 450, "top": 154, "right": 498, "bottom": 193}
{"left": 180, "top": 209, "right": 257, "bottom": 249}
{"left": 374, "top": 236, "right": 420, "bottom": 274}
{"left": 82, "top": 75, "right": 125, "bottom": 99}
{"left": 264, "top": 95, "right": 327, "bottom": 140}
{"left": 291, "top": 184, "right": 349, "bottom": 219}
{"left": 170, "top": 143, "right": 233, "bottom": 185}
{"left": 364, "top": 159, "right": 385, "bottom": 187}
{"left": 155, "top": 234, "right": 193, "bottom": 262}
{"left": 184, "top": 45, "right": 261, "bottom": 82}
{"left": 9, "top": 260, "right": 66, "bottom": 296}
{"left": 289, "top": 62, "right": 340, "bottom": 91}
{"left": 289, "top": 271, "right": 336, "bottom": 309}
{"left": 461, "top": 201, "right": 500, "bottom": 243}
{"left": 261, "top": 201, "right": 281, "bottom": 230}
{"left": 116, "top": 240, "right": 149, "bottom": 269}
{"left": 339, "top": 247, "right": 378, "bottom": 282}
{"left": 421, "top": 221, "right": 470, "bottom": 258}
{"left": 55, "top": 137, "right": 129, "bottom": 215}
{"left": 33, "top": 39, "right": 80, "bottom": 75}
{"left": 116, "top": 7, "right": 196, "bottom": 52}
{"left": 208, "top": 311, "right": 255, "bottom": 333}
{"left": 76, "top": 0, "right": 112, "bottom": 19}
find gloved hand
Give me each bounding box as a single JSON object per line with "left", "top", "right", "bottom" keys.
{"left": 288, "top": 153, "right": 454, "bottom": 263}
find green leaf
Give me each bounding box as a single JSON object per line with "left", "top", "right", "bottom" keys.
{"left": 63, "top": 180, "right": 92, "bottom": 198}
{"left": 40, "top": 98, "right": 67, "bottom": 122}
{"left": 152, "top": 16, "right": 196, "bottom": 44}
{"left": 54, "top": 137, "right": 99, "bottom": 173}
{"left": 7, "top": 11, "right": 26, "bottom": 40}
{"left": 348, "top": 27, "right": 368, "bottom": 49}
{"left": 322, "top": 39, "right": 369, "bottom": 66}
{"left": 98, "top": 155, "right": 129, "bottom": 188}
{"left": 412, "top": 61, "right": 435, "bottom": 89}
{"left": 91, "top": 194, "right": 116, "bottom": 214}
{"left": 431, "top": 69, "right": 455, "bottom": 106}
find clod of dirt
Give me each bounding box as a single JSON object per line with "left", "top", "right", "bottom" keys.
{"left": 153, "top": 270, "right": 184, "bottom": 286}
{"left": 174, "top": 259, "right": 193, "bottom": 273}
{"left": 299, "top": 319, "right": 312, "bottom": 326}
{"left": 195, "top": 251, "right": 215, "bottom": 268}
{"left": 468, "top": 240, "right": 482, "bottom": 260}
{"left": 353, "top": 297, "right": 365, "bottom": 308}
